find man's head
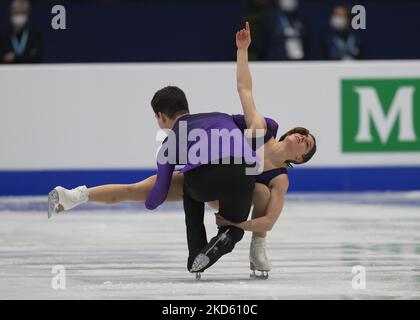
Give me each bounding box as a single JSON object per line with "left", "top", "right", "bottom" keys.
{"left": 151, "top": 86, "right": 190, "bottom": 129}
{"left": 10, "top": 0, "right": 30, "bottom": 30}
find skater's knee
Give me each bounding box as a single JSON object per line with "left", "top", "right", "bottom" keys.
{"left": 207, "top": 200, "right": 219, "bottom": 210}
{"left": 129, "top": 176, "right": 155, "bottom": 201}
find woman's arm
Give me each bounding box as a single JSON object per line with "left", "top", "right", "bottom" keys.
{"left": 236, "top": 22, "right": 267, "bottom": 132}
{"left": 216, "top": 175, "right": 289, "bottom": 233}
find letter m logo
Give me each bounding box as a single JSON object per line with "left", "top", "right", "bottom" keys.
{"left": 342, "top": 79, "right": 420, "bottom": 152}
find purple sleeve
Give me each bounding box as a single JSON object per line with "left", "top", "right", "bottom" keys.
{"left": 145, "top": 162, "right": 175, "bottom": 210}
{"left": 264, "top": 117, "right": 279, "bottom": 139}
{"left": 232, "top": 114, "right": 247, "bottom": 130}
{"left": 232, "top": 114, "right": 279, "bottom": 139}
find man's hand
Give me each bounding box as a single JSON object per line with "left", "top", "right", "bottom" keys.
{"left": 236, "top": 21, "right": 251, "bottom": 50}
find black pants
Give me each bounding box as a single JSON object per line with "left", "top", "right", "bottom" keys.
{"left": 183, "top": 159, "right": 255, "bottom": 270}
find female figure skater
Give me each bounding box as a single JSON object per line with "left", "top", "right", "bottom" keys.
{"left": 48, "top": 22, "right": 316, "bottom": 278}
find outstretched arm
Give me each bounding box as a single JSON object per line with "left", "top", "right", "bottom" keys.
{"left": 236, "top": 22, "right": 267, "bottom": 132}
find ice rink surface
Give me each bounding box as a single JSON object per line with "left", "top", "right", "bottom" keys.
{"left": 1, "top": 192, "right": 420, "bottom": 300}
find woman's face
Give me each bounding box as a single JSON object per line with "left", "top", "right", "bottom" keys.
{"left": 285, "top": 132, "right": 315, "bottom": 163}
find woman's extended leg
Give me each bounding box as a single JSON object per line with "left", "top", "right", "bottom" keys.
{"left": 48, "top": 173, "right": 185, "bottom": 217}
{"left": 88, "top": 172, "right": 184, "bottom": 204}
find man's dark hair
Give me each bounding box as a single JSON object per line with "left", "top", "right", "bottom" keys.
{"left": 151, "top": 86, "right": 190, "bottom": 119}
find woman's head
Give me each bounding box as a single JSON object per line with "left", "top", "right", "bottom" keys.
{"left": 279, "top": 127, "right": 316, "bottom": 167}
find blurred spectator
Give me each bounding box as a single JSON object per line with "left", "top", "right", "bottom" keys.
{"left": 0, "top": 0, "right": 43, "bottom": 63}
{"left": 322, "top": 5, "right": 363, "bottom": 60}
{"left": 258, "top": 0, "right": 309, "bottom": 60}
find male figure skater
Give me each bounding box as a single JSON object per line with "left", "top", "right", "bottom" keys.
{"left": 146, "top": 86, "right": 257, "bottom": 275}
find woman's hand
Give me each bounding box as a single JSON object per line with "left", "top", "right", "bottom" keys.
{"left": 215, "top": 213, "right": 235, "bottom": 227}
{"left": 236, "top": 21, "right": 251, "bottom": 50}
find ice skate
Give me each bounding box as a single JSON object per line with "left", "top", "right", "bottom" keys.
{"left": 190, "top": 229, "right": 232, "bottom": 273}
{"left": 249, "top": 235, "right": 271, "bottom": 279}
{"left": 48, "top": 186, "right": 89, "bottom": 219}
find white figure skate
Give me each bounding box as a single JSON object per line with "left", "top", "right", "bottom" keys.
{"left": 48, "top": 186, "right": 89, "bottom": 219}
{"left": 249, "top": 235, "right": 271, "bottom": 279}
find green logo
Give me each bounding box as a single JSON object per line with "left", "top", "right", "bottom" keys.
{"left": 342, "top": 79, "right": 420, "bottom": 152}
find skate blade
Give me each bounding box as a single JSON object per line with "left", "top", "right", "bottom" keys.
{"left": 191, "top": 253, "right": 210, "bottom": 272}
{"left": 250, "top": 262, "right": 269, "bottom": 279}
{"left": 47, "top": 190, "right": 64, "bottom": 219}
{"left": 250, "top": 270, "right": 269, "bottom": 280}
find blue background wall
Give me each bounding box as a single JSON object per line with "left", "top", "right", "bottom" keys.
{"left": 0, "top": 0, "right": 419, "bottom": 62}
{"left": 1, "top": 167, "right": 420, "bottom": 196}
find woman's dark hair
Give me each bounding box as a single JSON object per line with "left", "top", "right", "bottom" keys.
{"left": 151, "top": 86, "right": 190, "bottom": 119}
{"left": 279, "top": 127, "right": 317, "bottom": 168}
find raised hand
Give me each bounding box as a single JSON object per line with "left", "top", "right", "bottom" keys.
{"left": 236, "top": 21, "right": 251, "bottom": 50}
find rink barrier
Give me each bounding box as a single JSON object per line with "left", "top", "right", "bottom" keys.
{"left": 0, "top": 166, "right": 419, "bottom": 196}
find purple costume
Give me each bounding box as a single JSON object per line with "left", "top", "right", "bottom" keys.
{"left": 232, "top": 114, "right": 288, "bottom": 186}
{"left": 145, "top": 112, "right": 287, "bottom": 210}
